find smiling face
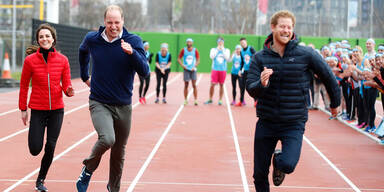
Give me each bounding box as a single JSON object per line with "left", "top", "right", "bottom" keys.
{"left": 104, "top": 9, "right": 124, "bottom": 41}
{"left": 38, "top": 29, "right": 54, "bottom": 50}
{"left": 240, "top": 40, "right": 247, "bottom": 48}
{"left": 271, "top": 17, "right": 294, "bottom": 47}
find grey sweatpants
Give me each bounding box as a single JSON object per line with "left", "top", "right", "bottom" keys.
{"left": 83, "top": 99, "right": 132, "bottom": 192}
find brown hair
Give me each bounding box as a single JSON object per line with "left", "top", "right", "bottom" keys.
{"left": 270, "top": 10, "right": 296, "bottom": 27}
{"left": 26, "top": 23, "right": 57, "bottom": 55}
{"left": 104, "top": 5, "right": 124, "bottom": 19}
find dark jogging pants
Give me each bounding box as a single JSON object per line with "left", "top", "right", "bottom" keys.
{"left": 155, "top": 68, "right": 170, "bottom": 98}
{"left": 29, "top": 108, "right": 64, "bottom": 181}
{"left": 253, "top": 119, "right": 305, "bottom": 192}
{"left": 139, "top": 74, "right": 150, "bottom": 98}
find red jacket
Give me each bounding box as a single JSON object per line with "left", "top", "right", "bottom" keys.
{"left": 19, "top": 48, "right": 72, "bottom": 111}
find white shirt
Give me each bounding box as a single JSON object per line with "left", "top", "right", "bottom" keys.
{"left": 101, "top": 29, "right": 123, "bottom": 43}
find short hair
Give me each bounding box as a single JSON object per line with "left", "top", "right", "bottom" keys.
{"left": 239, "top": 37, "right": 246, "bottom": 41}
{"left": 35, "top": 23, "right": 57, "bottom": 47}
{"left": 270, "top": 10, "right": 296, "bottom": 27}
{"left": 104, "top": 5, "right": 124, "bottom": 19}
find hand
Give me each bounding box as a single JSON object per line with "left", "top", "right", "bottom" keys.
{"left": 66, "top": 86, "right": 75, "bottom": 97}
{"left": 21, "top": 111, "right": 28, "bottom": 126}
{"left": 330, "top": 107, "right": 338, "bottom": 118}
{"left": 261, "top": 67, "right": 273, "bottom": 87}
{"left": 121, "top": 39, "right": 133, "bottom": 55}
{"left": 161, "top": 68, "right": 165, "bottom": 74}
{"left": 85, "top": 79, "right": 91, "bottom": 87}
{"left": 238, "top": 71, "right": 242, "bottom": 77}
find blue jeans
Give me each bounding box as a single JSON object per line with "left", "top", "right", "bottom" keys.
{"left": 253, "top": 119, "right": 305, "bottom": 192}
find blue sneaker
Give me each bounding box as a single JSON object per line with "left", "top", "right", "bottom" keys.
{"left": 204, "top": 100, "right": 213, "bottom": 104}
{"left": 35, "top": 179, "right": 48, "bottom": 192}
{"left": 370, "top": 126, "right": 376, "bottom": 133}
{"left": 76, "top": 166, "right": 92, "bottom": 192}
{"left": 364, "top": 126, "right": 371, "bottom": 132}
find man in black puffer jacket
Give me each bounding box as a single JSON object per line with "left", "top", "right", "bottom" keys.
{"left": 246, "top": 10, "right": 340, "bottom": 192}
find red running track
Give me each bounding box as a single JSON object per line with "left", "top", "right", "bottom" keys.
{"left": 0, "top": 72, "right": 383, "bottom": 192}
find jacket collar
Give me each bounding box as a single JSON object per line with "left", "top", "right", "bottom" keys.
{"left": 263, "top": 32, "right": 299, "bottom": 55}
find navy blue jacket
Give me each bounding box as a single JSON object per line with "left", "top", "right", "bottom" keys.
{"left": 246, "top": 33, "right": 340, "bottom": 123}
{"left": 79, "top": 26, "right": 149, "bottom": 105}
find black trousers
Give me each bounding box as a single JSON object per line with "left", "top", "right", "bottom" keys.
{"left": 253, "top": 119, "right": 305, "bottom": 192}
{"left": 139, "top": 74, "right": 150, "bottom": 98}
{"left": 29, "top": 108, "right": 64, "bottom": 180}
{"left": 356, "top": 88, "right": 367, "bottom": 125}
{"left": 231, "top": 74, "right": 240, "bottom": 101}
{"left": 365, "top": 88, "right": 378, "bottom": 127}
{"left": 155, "top": 68, "right": 170, "bottom": 98}
{"left": 239, "top": 71, "right": 248, "bottom": 102}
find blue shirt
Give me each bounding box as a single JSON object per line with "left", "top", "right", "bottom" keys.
{"left": 79, "top": 26, "right": 149, "bottom": 105}
{"left": 183, "top": 47, "right": 196, "bottom": 71}
{"left": 231, "top": 54, "right": 242, "bottom": 75}
{"left": 212, "top": 48, "right": 227, "bottom": 71}
{"left": 241, "top": 46, "right": 252, "bottom": 71}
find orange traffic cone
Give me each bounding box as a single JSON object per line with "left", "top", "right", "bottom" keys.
{"left": 2, "top": 52, "right": 11, "bottom": 79}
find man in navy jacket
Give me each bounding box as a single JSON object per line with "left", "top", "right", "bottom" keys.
{"left": 76, "top": 5, "right": 149, "bottom": 192}
{"left": 246, "top": 10, "right": 340, "bottom": 192}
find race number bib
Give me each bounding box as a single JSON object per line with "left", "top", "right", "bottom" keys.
{"left": 216, "top": 54, "right": 224, "bottom": 64}
{"left": 244, "top": 55, "right": 251, "bottom": 64}
{"left": 186, "top": 55, "right": 194, "bottom": 65}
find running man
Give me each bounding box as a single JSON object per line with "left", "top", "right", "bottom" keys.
{"left": 205, "top": 37, "right": 230, "bottom": 105}
{"left": 177, "top": 38, "right": 200, "bottom": 105}
{"left": 138, "top": 41, "right": 153, "bottom": 104}
{"left": 76, "top": 5, "right": 149, "bottom": 192}
{"left": 238, "top": 37, "right": 256, "bottom": 107}
{"left": 246, "top": 10, "right": 340, "bottom": 191}
{"left": 155, "top": 43, "right": 172, "bottom": 104}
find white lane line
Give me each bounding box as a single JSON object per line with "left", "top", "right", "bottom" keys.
{"left": 318, "top": 107, "right": 382, "bottom": 144}
{"left": 0, "top": 88, "right": 90, "bottom": 118}
{"left": 0, "top": 79, "right": 151, "bottom": 143}
{"left": 303, "top": 136, "right": 361, "bottom": 192}
{"left": 126, "top": 74, "right": 203, "bottom": 192}
{"left": 223, "top": 85, "right": 250, "bottom": 192}
{"left": 3, "top": 179, "right": 380, "bottom": 191}
{"left": 2, "top": 74, "right": 181, "bottom": 192}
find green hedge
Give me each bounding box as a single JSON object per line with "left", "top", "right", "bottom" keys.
{"left": 135, "top": 32, "right": 384, "bottom": 73}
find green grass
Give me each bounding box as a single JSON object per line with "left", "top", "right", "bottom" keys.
{"left": 11, "top": 72, "right": 21, "bottom": 80}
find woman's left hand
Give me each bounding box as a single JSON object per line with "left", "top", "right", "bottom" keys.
{"left": 66, "top": 86, "right": 75, "bottom": 97}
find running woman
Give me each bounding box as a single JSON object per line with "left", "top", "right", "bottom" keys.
{"left": 204, "top": 37, "right": 230, "bottom": 105}
{"left": 155, "top": 43, "right": 172, "bottom": 104}
{"left": 228, "top": 45, "right": 242, "bottom": 105}
{"left": 177, "top": 38, "right": 200, "bottom": 105}
{"left": 238, "top": 37, "right": 256, "bottom": 107}
{"left": 138, "top": 41, "right": 153, "bottom": 104}
{"left": 19, "top": 23, "right": 74, "bottom": 192}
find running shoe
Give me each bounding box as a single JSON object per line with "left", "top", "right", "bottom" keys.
{"left": 231, "top": 100, "right": 236, "bottom": 105}
{"left": 162, "top": 98, "right": 167, "bottom": 104}
{"left": 139, "top": 97, "right": 144, "bottom": 104}
{"left": 272, "top": 149, "right": 285, "bottom": 186}
{"left": 218, "top": 100, "right": 223, "bottom": 105}
{"left": 204, "top": 100, "right": 213, "bottom": 104}
{"left": 35, "top": 179, "right": 48, "bottom": 192}
{"left": 194, "top": 101, "right": 198, "bottom": 106}
{"left": 143, "top": 97, "right": 147, "bottom": 104}
{"left": 184, "top": 100, "right": 188, "bottom": 105}
{"left": 76, "top": 166, "right": 92, "bottom": 192}
{"left": 364, "top": 126, "right": 371, "bottom": 132}
{"left": 356, "top": 122, "right": 366, "bottom": 129}
{"left": 155, "top": 98, "right": 159, "bottom": 104}
{"left": 241, "top": 101, "right": 246, "bottom": 106}
{"left": 235, "top": 101, "right": 242, "bottom": 106}
{"left": 254, "top": 101, "right": 257, "bottom": 108}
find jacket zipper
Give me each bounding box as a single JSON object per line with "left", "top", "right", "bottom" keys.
{"left": 44, "top": 53, "right": 52, "bottom": 110}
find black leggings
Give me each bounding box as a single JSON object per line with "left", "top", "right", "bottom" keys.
{"left": 231, "top": 74, "right": 240, "bottom": 101}
{"left": 239, "top": 71, "right": 248, "bottom": 102}
{"left": 29, "top": 108, "right": 64, "bottom": 180}
{"left": 155, "top": 68, "right": 170, "bottom": 98}
{"left": 139, "top": 74, "right": 150, "bottom": 98}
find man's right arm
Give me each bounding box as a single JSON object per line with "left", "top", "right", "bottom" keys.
{"left": 177, "top": 49, "right": 185, "bottom": 69}
{"left": 79, "top": 33, "right": 91, "bottom": 83}
{"left": 246, "top": 54, "right": 267, "bottom": 99}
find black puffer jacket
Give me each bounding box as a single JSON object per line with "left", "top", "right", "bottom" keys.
{"left": 246, "top": 33, "right": 340, "bottom": 123}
